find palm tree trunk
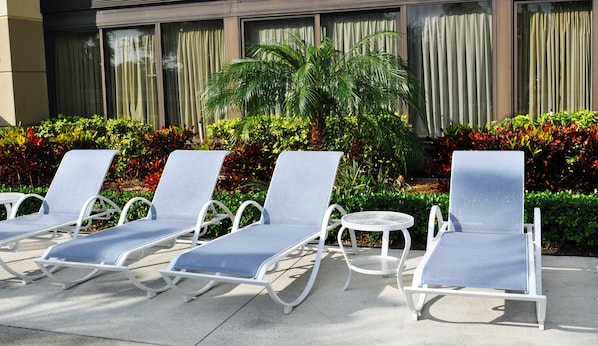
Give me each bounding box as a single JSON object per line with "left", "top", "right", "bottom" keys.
{"left": 309, "top": 116, "right": 325, "bottom": 151}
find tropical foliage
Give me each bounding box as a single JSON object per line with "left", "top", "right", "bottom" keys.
{"left": 208, "top": 113, "right": 421, "bottom": 192}
{"left": 427, "top": 110, "right": 598, "bottom": 193}
{"left": 203, "top": 31, "right": 421, "bottom": 150}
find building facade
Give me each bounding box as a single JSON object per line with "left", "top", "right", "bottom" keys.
{"left": 0, "top": 0, "right": 48, "bottom": 126}
{"left": 1, "top": 0, "right": 596, "bottom": 137}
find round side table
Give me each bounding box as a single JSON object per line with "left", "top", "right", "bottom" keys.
{"left": 338, "top": 210, "right": 414, "bottom": 294}
{"left": 0, "top": 192, "right": 24, "bottom": 219}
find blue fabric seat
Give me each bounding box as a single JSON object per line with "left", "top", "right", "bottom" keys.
{"left": 173, "top": 224, "right": 319, "bottom": 278}
{"left": 404, "top": 151, "right": 547, "bottom": 330}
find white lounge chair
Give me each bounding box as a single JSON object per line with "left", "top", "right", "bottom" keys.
{"left": 161, "top": 151, "right": 345, "bottom": 314}
{"left": 36, "top": 150, "right": 233, "bottom": 298}
{"left": 404, "top": 151, "right": 547, "bottom": 329}
{"left": 0, "top": 149, "right": 120, "bottom": 284}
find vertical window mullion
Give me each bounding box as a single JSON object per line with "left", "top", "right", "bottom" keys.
{"left": 99, "top": 28, "right": 108, "bottom": 120}
{"left": 154, "top": 23, "right": 166, "bottom": 128}
{"left": 314, "top": 14, "right": 321, "bottom": 45}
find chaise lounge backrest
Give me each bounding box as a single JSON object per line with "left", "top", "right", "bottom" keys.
{"left": 149, "top": 150, "right": 228, "bottom": 222}
{"left": 448, "top": 150, "right": 524, "bottom": 234}
{"left": 260, "top": 151, "right": 343, "bottom": 227}
{"left": 42, "top": 150, "right": 118, "bottom": 215}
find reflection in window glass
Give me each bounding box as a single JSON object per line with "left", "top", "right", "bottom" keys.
{"left": 162, "top": 21, "right": 224, "bottom": 129}
{"left": 53, "top": 32, "right": 102, "bottom": 116}
{"left": 408, "top": 2, "right": 492, "bottom": 137}
{"left": 104, "top": 27, "right": 159, "bottom": 128}
{"left": 517, "top": 1, "right": 592, "bottom": 117}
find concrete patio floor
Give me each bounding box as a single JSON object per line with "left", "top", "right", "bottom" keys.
{"left": 0, "top": 234, "right": 596, "bottom": 345}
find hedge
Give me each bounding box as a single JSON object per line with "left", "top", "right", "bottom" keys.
{"left": 2, "top": 187, "right": 594, "bottom": 255}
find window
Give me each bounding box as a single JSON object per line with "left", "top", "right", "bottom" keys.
{"left": 162, "top": 21, "right": 225, "bottom": 128}
{"left": 408, "top": 2, "right": 493, "bottom": 137}
{"left": 243, "top": 12, "right": 398, "bottom": 55}
{"left": 52, "top": 32, "right": 102, "bottom": 116}
{"left": 50, "top": 20, "right": 225, "bottom": 130}
{"left": 104, "top": 27, "right": 159, "bottom": 128}
{"left": 517, "top": 1, "right": 592, "bottom": 116}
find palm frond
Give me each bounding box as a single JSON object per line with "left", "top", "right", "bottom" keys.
{"left": 203, "top": 29, "right": 422, "bottom": 149}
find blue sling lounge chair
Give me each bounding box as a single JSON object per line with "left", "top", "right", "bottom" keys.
{"left": 0, "top": 149, "right": 120, "bottom": 284}
{"left": 36, "top": 150, "right": 233, "bottom": 298}
{"left": 404, "top": 151, "right": 547, "bottom": 329}
{"left": 161, "top": 151, "right": 345, "bottom": 314}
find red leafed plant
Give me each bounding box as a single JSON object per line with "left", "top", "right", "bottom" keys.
{"left": 0, "top": 127, "right": 62, "bottom": 187}
{"left": 218, "top": 141, "right": 276, "bottom": 193}
{"left": 427, "top": 120, "right": 598, "bottom": 193}
{"left": 123, "top": 126, "right": 194, "bottom": 191}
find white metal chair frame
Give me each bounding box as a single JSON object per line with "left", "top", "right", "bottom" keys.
{"left": 36, "top": 198, "right": 233, "bottom": 298}
{"left": 0, "top": 150, "right": 120, "bottom": 284}
{"left": 162, "top": 202, "right": 346, "bottom": 314}
{"left": 404, "top": 151, "right": 547, "bottom": 330}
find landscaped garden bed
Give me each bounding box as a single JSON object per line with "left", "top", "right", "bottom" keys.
{"left": 0, "top": 111, "right": 596, "bottom": 256}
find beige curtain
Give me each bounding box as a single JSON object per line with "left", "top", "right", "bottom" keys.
{"left": 421, "top": 12, "right": 492, "bottom": 137}
{"left": 169, "top": 23, "right": 224, "bottom": 128}
{"left": 109, "top": 29, "right": 159, "bottom": 128}
{"left": 322, "top": 12, "right": 397, "bottom": 54}
{"left": 526, "top": 6, "right": 592, "bottom": 116}
{"left": 245, "top": 18, "right": 315, "bottom": 46}
{"left": 53, "top": 32, "right": 102, "bottom": 116}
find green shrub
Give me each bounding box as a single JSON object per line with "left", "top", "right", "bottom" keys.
{"left": 211, "top": 191, "right": 267, "bottom": 237}
{"left": 36, "top": 114, "right": 106, "bottom": 141}
{"left": 209, "top": 113, "right": 422, "bottom": 192}
{"left": 222, "top": 190, "right": 596, "bottom": 254}
{"left": 526, "top": 191, "right": 598, "bottom": 253}
{"left": 2, "top": 186, "right": 594, "bottom": 255}
{"left": 327, "top": 113, "right": 422, "bottom": 179}
{"left": 36, "top": 115, "right": 153, "bottom": 182}
{"left": 493, "top": 110, "right": 598, "bottom": 130}
{"left": 0, "top": 186, "right": 46, "bottom": 219}
{"left": 334, "top": 160, "right": 404, "bottom": 196}
{"left": 208, "top": 115, "right": 310, "bottom": 153}
{"left": 99, "top": 118, "right": 153, "bottom": 181}
{"left": 331, "top": 191, "right": 448, "bottom": 248}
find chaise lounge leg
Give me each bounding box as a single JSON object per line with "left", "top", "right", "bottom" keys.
{"left": 537, "top": 297, "right": 547, "bottom": 330}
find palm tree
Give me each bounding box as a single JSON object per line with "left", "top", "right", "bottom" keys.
{"left": 204, "top": 31, "right": 421, "bottom": 150}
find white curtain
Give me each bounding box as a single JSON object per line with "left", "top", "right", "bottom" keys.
{"left": 163, "top": 21, "right": 224, "bottom": 128}
{"left": 525, "top": 5, "right": 592, "bottom": 116}
{"left": 108, "top": 29, "right": 159, "bottom": 128}
{"left": 421, "top": 12, "right": 493, "bottom": 137}
{"left": 245, "top": 18, "right": 315, "bottom": 46}
{"left": 53, "top": 32, "right": 102, "bottom": 116}
{"left": 322, "top": 12, "right": 397, "bottom": 54}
